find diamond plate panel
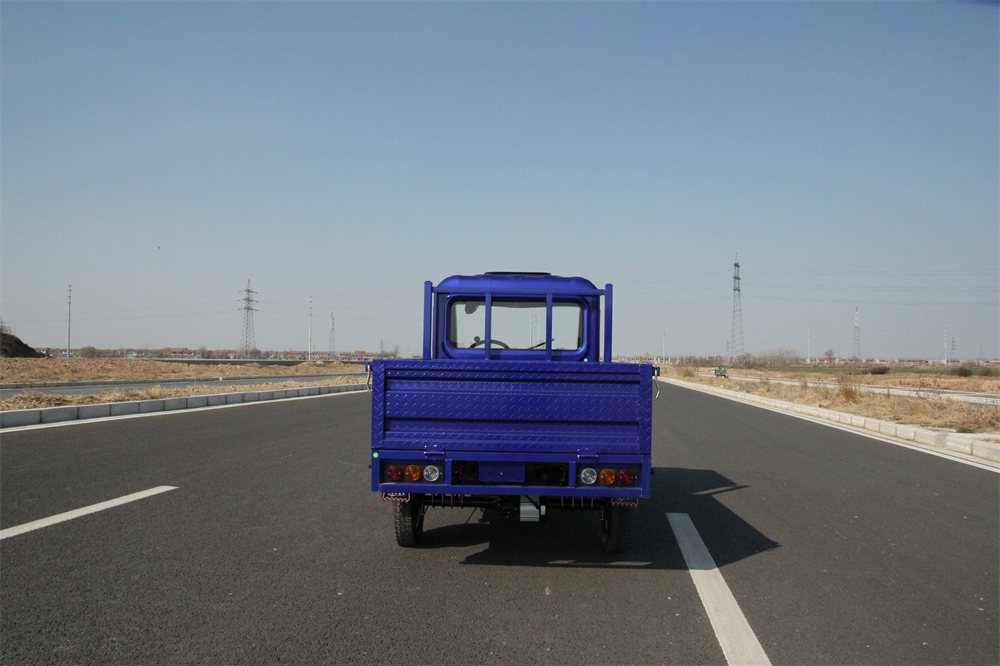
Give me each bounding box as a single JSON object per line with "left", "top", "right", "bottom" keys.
{"left": 370, "top": 359, "right": 654, "bottom": 456}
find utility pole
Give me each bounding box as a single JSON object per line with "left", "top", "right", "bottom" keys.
{"left": 239, "top": 280, "right": 258, "bottom": 359}
{"left": 729, "top": 255, "right": 745, "bottom": 366}
{"left": 853, "top": 307, "right": 861, "bottom": 365}
{"left": 807, "top": 327, "right": 812, "bottom": 365}
{"left": 944, "top": 328, "right": 949, "bottom": 365}
{"left": 329, "top": 314, "right": 336, "bottom": 360}
{"left": 66, "top": 284, "right": 72, "bottom": 358}
{"left": 307, "top": 296, "right": 313, "bottom": 361}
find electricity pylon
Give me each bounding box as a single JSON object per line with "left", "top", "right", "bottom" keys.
{"left": 239, "top": 280, "right": 258, "bottom": 359}
{"left": 729, "top": 255, "right": 745, "bottom": 366}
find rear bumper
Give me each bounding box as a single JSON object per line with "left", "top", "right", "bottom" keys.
{"left": 371, "top": 449, "right": 651, "bottom": 499}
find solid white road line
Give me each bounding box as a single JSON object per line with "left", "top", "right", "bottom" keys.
{"left": 0, "top": 486, "right": 178, "bottom": 540}
{"left": 667, "top": 512, "right": 772, "bottom": 666}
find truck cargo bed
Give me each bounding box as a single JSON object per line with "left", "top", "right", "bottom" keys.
{"left": 370, "top": 359, "right": 653, "bottom": 456}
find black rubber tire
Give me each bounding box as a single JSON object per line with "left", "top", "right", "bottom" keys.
{"left": 394, "top": 497, "right": 425, "bottom": 547}
{"left": 600, "top": 503, "right": 629, "bottom": 554}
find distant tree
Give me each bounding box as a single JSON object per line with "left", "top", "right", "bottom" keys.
{"left": 757, "top": 348, "right": 800, "bottom": 366}
{"left": 79, "top": 346, "right": 99, "bottom": 359}
{"left": 825, "top": 349, "right": 835, "bottom": 363}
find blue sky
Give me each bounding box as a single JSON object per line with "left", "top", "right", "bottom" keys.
{"left": 2, "top": 1, "right": 997, "bottom": 360}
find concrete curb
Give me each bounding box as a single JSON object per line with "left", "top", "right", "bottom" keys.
{"left": 0, "top": 383, "right": 367, "bottom": 429}
{"left": 658, "top": 377, "right": 1000, "bottom": 464}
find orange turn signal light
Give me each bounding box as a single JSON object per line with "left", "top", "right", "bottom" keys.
{"left": 405, "top": 464, "right": 422, "bottom": 482}
{"left": 599, "top": 468, "right": 616, "bottom": 485}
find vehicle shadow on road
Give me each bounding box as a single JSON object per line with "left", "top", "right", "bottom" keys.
{"left": 420, "top": 466, "right": 780, "bottom": 570}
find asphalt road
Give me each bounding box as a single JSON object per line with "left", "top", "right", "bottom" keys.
{"left": 1, "top": 386, "right": 997, "bottom": 664}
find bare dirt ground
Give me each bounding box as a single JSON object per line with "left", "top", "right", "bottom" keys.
{"left": 0, "top": 358, "right": 364, "bottom": 411}
{"left": 661, "top": 366, "right": 1000, "bottom": 439}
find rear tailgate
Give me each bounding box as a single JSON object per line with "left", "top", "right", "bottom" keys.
{"left": 370, "top": 359, "right": 653, "bottom": 456}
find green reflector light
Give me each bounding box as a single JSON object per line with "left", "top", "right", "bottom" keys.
{"left": 372, "top": 452, "right": 380, "bottom": 458}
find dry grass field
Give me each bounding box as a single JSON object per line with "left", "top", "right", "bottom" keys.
{"left": 700, "top": 366, "right": 1000, "bottom": 394}
{"left": 0, "top": 358, "right": 359, "bottom": 383}
{"left": 0, "top": 358, "right": 363, "bottom": 411}
{"left": 661, "top": 366, "right": 1000, "bottom": 439}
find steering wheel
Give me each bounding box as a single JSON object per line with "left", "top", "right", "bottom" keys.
{"left": 470, "top": 338, "right": 510, "bottom": 349}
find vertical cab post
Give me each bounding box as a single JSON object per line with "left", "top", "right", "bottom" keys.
{"left": 604, "top": 283, "right": 613, "bottom": 363}
{"left": 422, "top": 281, "right": 433, "bottom": 360}
{"left": 544, "top": 293, "right": 553, "bottom": 361}
{"left": 484, "top": 292, "right": 493, "bottom": 360}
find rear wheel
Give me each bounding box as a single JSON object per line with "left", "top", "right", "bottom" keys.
{"left": 394, "top": 496, "right": 425, "bottom": 547}
{"left": 600, "top": 502, "right": 629, "bottom": 553}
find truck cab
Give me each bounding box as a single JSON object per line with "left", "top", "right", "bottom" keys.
{"left": 369, "top": 273, "right": 657, "bottom": 552}
{"left": 427, "top": 272, "right": 606, "bottom": 362}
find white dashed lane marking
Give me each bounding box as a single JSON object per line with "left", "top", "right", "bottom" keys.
{"left": 667, "top": 512, "right": 771, "bottom": 666}
{"left": 0, "top": 486, "right": 178, "bottom": 540}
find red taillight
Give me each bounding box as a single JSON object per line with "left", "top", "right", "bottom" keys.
{"left": 385, "top": 464, "right": 403, "bottom": 482}
{"left": 618, "top": 468, "right": 636, "bottom": 486}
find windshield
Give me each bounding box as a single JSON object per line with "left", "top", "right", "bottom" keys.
{"left": 449, "top": 299, "right": 583, "bottom": 351}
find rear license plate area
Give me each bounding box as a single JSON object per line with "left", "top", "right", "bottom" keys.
{"left": 478, "top": 462, "right": 525, "bottom": 483}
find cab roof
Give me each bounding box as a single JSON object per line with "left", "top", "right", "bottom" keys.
{"left": 436, "top": 273, "right": 602, "bottom": 295}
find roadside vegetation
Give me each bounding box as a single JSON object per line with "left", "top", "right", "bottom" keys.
{"left": 0, "top": 358, "right": 364, "bottom": 411}
{"left": 663, "top": 365, "right": 1000, "bottom": 438}
{"left": 1, "top": 358, "right": 360, "bottom": 383}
